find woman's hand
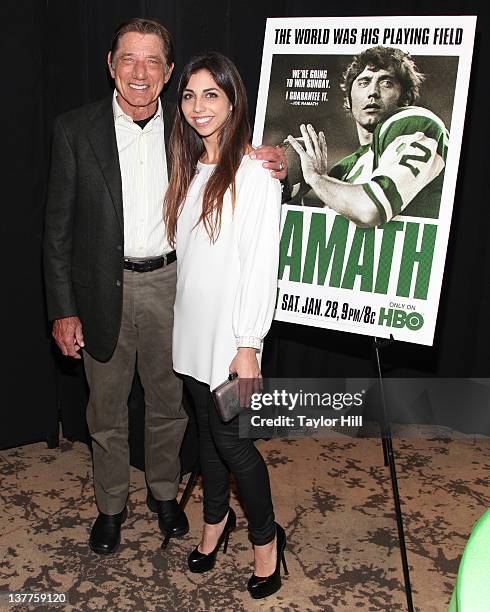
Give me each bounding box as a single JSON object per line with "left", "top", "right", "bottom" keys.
{"left": 229, "top": 347, "right": 261, "bottom": 378}
{"left": 229, "top": 348, "right": 262, "bottom": 406}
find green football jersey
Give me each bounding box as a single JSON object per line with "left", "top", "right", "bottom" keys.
{"left": 329, "top": 106, "right": 449, "bottom": 224}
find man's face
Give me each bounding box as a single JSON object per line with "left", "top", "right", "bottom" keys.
{"left": 107, "top": 32, "right": 174, "bottom": 119}
{"left": 350, "top": 65, "right": 402, "bottom": 133}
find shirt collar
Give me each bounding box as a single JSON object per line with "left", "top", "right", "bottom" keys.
{"left": 112, "top": 89, "right": 162, "bottom": 124}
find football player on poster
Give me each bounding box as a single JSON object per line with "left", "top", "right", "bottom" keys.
{"left": 286, "top": 46, "right": 449, "bottom": 227}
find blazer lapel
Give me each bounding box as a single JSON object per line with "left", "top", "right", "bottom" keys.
{"left": 88, "top": 98, "right": 124, "bottom": 233}
{"left": 162, "top": 99, "right": 176, "bottom": 178}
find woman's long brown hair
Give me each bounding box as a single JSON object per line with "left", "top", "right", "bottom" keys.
{"left": 164, "top": 53, "right": 251, "bottom": 245}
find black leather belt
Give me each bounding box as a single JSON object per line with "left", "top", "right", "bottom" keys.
{"left": 124, "top": 251, "right": 176, "bottom": 272}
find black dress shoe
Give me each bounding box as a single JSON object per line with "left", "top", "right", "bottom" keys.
{"left": 247, "top": 523, "right": 288, "bottom": 599}
{"left": 188, "top": 508, "right": 236, "bottom": 573}
{"left": 89, "top": 507, "right": 128, "bottom": 555}
{"left": 156, "top": 499, "right": 189, "bottom": 538}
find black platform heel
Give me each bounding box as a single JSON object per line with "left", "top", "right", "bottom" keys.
{"left": 187, "top": 508, "right": 236, "bottom": 573}
{"left": 247, "top": 523, "right": 288, "bottom": 599}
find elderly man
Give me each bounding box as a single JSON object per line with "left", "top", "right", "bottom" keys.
{"left": 44, "top": 17, "right": 286, "bottom": 555}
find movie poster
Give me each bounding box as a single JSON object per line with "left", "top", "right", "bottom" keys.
{"left": 253, "top": 16, "right": 476, "bottom": 345}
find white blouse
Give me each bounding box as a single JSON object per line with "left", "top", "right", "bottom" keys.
{"left": 172, "top": 156, "right": 282, "bottom": 390}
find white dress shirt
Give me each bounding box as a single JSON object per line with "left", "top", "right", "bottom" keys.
{"left": 112, "top": 91, "right": 172, "bottom": 258}
{"left": 173, "top": 157, "right": 281, "bottom": 390}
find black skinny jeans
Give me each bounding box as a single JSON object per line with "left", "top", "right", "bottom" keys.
{"left": 184, "top": 375, "right": 276, "bottom": 546}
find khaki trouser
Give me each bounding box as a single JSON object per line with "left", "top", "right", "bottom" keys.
{"left": 84, "top": 262, "right": 188, "bottom": 515}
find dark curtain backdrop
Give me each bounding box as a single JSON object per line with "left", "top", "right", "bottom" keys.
{"left": 3, "top": 0, "right": 489, "bottom": 452}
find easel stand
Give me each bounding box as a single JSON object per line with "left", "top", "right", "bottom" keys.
{"left": 373, "top": 336, "right": 414, "bottom": 612}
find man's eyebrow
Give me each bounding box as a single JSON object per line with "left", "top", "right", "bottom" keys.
{"left": 119, "top": 52, "right": 162, "bottom": 60}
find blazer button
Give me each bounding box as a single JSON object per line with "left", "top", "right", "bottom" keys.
{"left": 117, "top": 245, "right": 122, "bottom": 251}
{"left": 116, "top": 280, "right": 121, "bottom": 287}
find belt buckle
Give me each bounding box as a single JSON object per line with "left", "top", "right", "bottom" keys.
{"left": 162, "top": 253, "right": 168, "bottom": 266}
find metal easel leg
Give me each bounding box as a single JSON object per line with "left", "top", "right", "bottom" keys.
{"left": 373, "top": 336, "right": 414, "bottom": 612}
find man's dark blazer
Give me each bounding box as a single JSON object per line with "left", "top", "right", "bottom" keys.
{"left": 43, "top": 95, "right": 176, "bottom": 362}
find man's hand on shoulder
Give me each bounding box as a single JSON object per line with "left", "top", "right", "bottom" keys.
{"left": 52, "top": 316, "right": 84, "bottom": 359}
{"left": 249, "top": 145, "right": 287, "bottom": 180}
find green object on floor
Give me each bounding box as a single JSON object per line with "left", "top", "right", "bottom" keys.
{"left": 449, "top": 509, "right": 490, "bottom": 611}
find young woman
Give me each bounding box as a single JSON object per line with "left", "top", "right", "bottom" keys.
{"left": 164, "top": 53, "right": 286, "bottom": 599}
